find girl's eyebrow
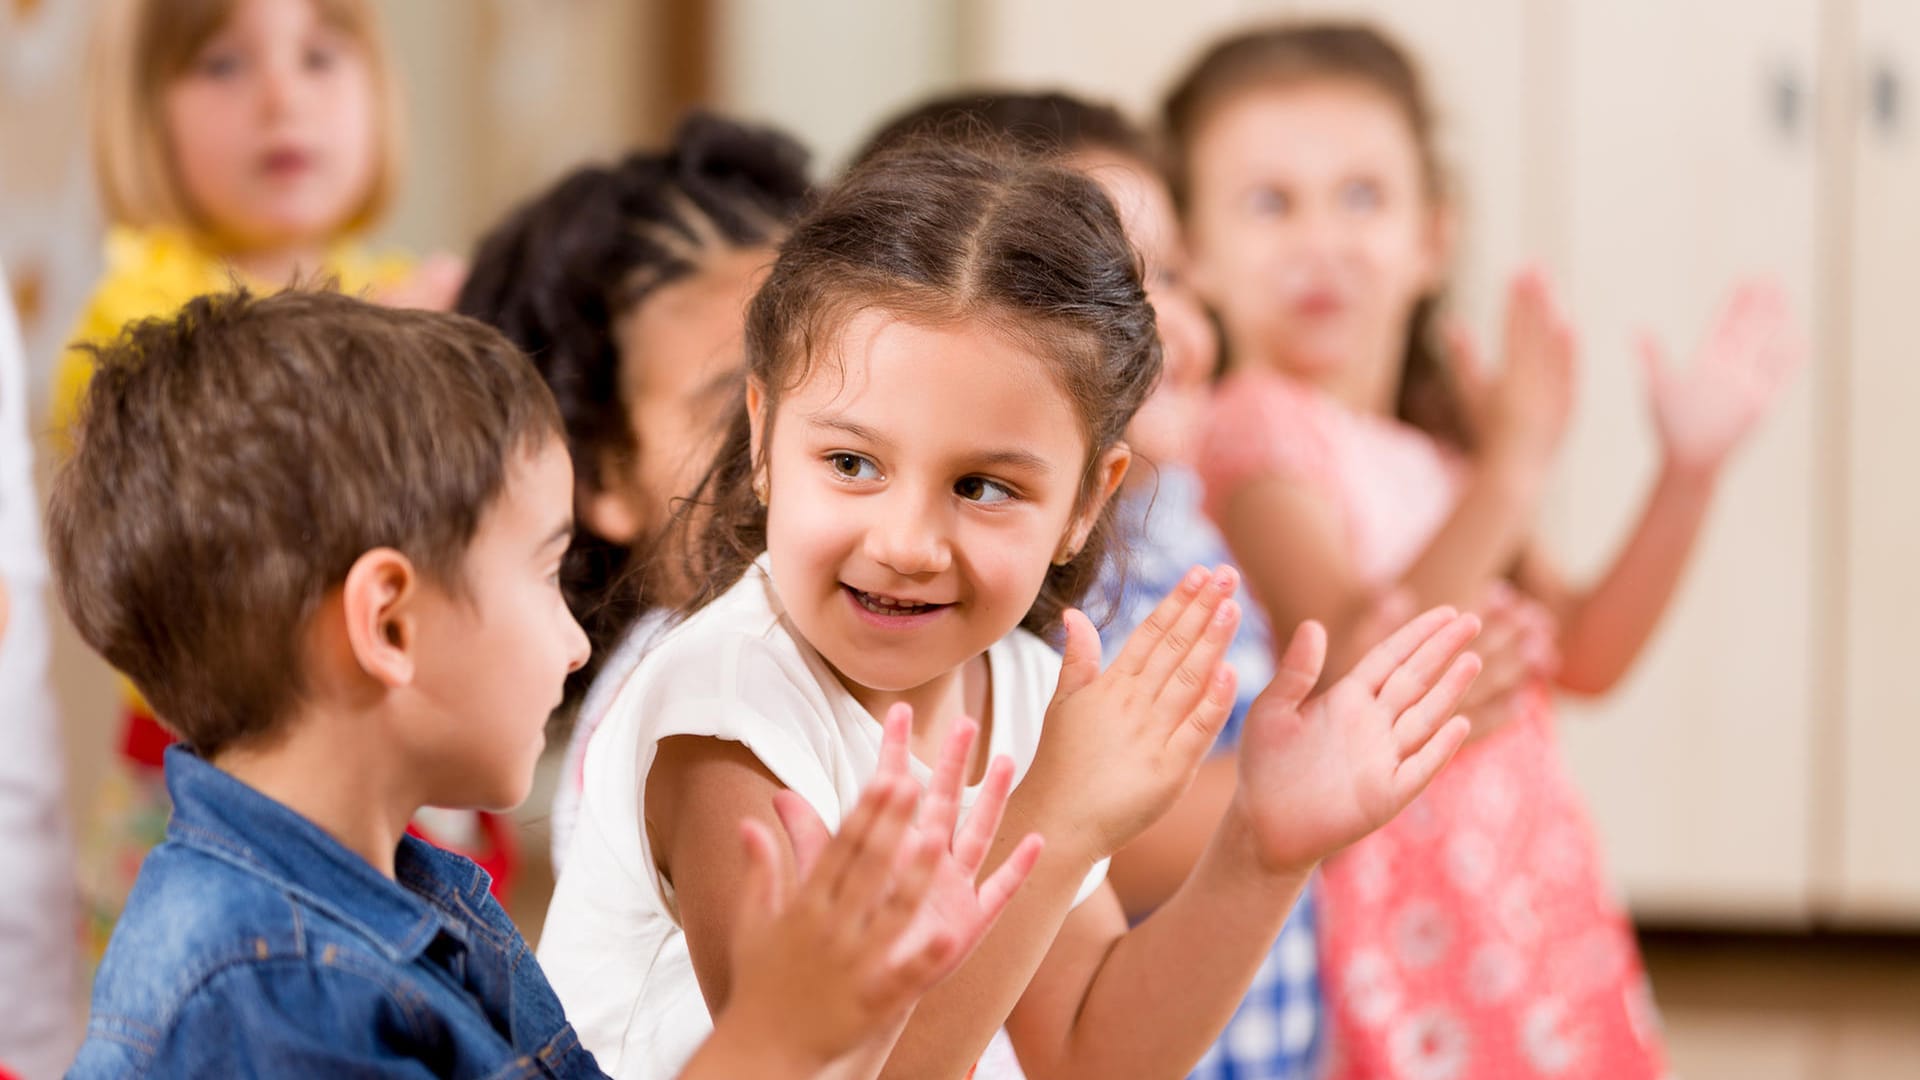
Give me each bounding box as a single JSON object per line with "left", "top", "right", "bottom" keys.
{"left": 807, "top": 412, "right": 892, "bottom": 449}
{"left": 809, "top": 411, "right": 1052, "bottom": 476}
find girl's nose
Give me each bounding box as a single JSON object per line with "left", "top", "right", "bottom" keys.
{"left": 863, "top": 490, "right": 953, "bottom": 577}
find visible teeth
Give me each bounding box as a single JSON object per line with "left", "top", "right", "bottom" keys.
{"left": 856, "top": 590, "right": 933, "bottom": 615}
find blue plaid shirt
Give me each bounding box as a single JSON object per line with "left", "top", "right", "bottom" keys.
{"left": 1094, "top": 467, "right": 1323, "bottom": 1080}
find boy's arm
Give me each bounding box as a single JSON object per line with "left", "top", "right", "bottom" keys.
{"left": 113, "top": 969, "right": 443, "bottom": 1080}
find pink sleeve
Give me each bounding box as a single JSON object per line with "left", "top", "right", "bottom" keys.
{"left": 1196, "top": 372, "right": 1339, "bottom": 523}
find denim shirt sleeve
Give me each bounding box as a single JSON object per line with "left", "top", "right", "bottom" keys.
{"left": 71, "top": 958, "right": 444, "bottom": 1079}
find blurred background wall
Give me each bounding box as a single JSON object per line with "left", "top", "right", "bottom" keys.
{"left": 5, "top": 2, "right": 1918, "bottom": 1076}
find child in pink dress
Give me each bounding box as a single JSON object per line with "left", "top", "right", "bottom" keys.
{"left": 1170, "top": 23, "right": 1799, "bottom": 1079}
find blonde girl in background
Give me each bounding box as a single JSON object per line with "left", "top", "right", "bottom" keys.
{"left": 57, "top": 0, "right": 476, "bottom": 963}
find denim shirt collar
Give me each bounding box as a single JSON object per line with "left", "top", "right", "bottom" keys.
{"left": 162, "top": 745, "right": 490, "bottom": 965}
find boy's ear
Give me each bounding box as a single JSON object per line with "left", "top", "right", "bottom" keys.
{"left": 341, "top": 548, "right": 421, "bottom": 688}
{"left": 1058, "top": 442, "right": 1133, "bottom": 564}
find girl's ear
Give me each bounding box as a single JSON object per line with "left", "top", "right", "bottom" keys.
{"left": 745, "top": 376, "right": 769, "bottom": 487}
{"left": 1058, "top": 442, "right": 1133, "bottom": 564}
{"left": 341, "top": 548, "right": 420, "bottom": 688}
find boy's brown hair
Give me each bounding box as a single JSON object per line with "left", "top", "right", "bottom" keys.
{"left": 47, "top": 289, "right": 563, "bottom": 756}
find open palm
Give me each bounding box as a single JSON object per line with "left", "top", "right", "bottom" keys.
{"left": 1644, "top": 279, "right": 1800, "bottom": 476}
{"left": 1233, "top": 608, "right": 1482, "bottom": 873}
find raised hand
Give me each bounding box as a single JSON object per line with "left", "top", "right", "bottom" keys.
{"left": 1642, "top": 278, "right": 1800, "bottom": 478}
{"left": 1457, "top": 582, "right": 1557, "bottom": 743}
{"left": 721, "top": 709, "right": 1040, "bottom": 1067}
{"left": 1447, "top": 268, "right": 1578, "bottom": 463}
{"left": 1026, "top": 564, "right": 1244, "bottom": 860}
{"left": 369, "top": 253, "right": 467, "bottom": 312}
{"left": 1230, "top": 607, "right": 1481, "bottom": 874}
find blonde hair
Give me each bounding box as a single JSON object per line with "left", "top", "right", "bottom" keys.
{"left": 89, "top": 0, "right": 406, "bottom": 238}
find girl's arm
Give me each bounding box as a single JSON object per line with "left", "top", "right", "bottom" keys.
{"left": 1002, "top": 609, "right": 1481, "bottom": 1079}
{"left": 653, "top": 711, "right": 1039, "bottom": 1080}
{"left": 1518, "top": 281, "right": 1799, "bottom": 696}
{"left": 1220, "top": 271, "right": 1575, "bottom": 680}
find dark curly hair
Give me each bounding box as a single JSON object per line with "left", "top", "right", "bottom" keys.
{"left": 456, "top": 111, "right": 812, "bottom": 711}
{"left": 679, "top": 140, "right": 1162, "bottom": 637}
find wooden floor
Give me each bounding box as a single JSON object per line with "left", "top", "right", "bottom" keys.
{"left": 1643, "top": 930, "right": 1920, "bottom": 1080}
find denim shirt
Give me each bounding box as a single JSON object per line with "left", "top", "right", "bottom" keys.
{"left": 68, "top": 747, "right": 606, "bottom": 1078}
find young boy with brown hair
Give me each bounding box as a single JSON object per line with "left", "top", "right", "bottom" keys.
{"left": 50, "top": 288, "right": 1035, "bottom": 1078}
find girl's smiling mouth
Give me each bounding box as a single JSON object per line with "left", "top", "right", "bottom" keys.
{"left": 843, "top": 584, "right": 953, "bottom": 627}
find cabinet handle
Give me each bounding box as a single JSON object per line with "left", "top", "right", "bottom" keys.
{"left": 1870, "top": 61, "right": 1901, "bottom": 137}
{"left": 1772, "top": 65, "right": 1805, "bottom": 139}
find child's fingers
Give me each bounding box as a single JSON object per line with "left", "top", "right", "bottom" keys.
{"left": 878, "top": 703, "right": 913, "bottom": 782}
{"left": 1151, "top": 596, "right": 1240, "bottom": 720}
{"left": 868, "top": 925, "right": 963, "bottom": 1012}
{"left": 974, "top": 833, "right": 1045, "bottom": 928}
{"left": 1395, "top": 653, "right": 1484, "bottom": 757}
{"left": 1165, "top": 661, "right": 1237, "bottom": 764}
{"left": 1053, "top": 608, "right": 1104, "bottom": 699}
{"left": 1137, "top": 566, "right": 1237, "bottom": 695}
{"left": 1109, "top": 566, "right": 1212, "bottom": 677}
{"left": 794, "top": 776, "right": 899, "bottom": 903}
{"left": 828, "top": 779, "right": 918, "bottom": 918}
{"left": 866, "top": 831, "right": 944, "bottom": 954}
{"left": 736, "top": 819, "right": 786, "bottom": 933}
{"left": 1347, "top": 607, "right": 1459, "bottom": 693}
{"left": 918, "top": 716, "right": 977, "bottom": 841}
{"left": 952, "top": 754, "right": 1016, "bottom": 875}
{"left": 1259, "top": 620, "right": 1327, "bottom": 716}
{"left": 1393, "top": 716, "right": 1472, "bottom": 807}
{"left": 772, "top": 789, "right": 832, "bottom": 882}
{"left": 1379, "top": 614, "right": 1481, "bottom": 715}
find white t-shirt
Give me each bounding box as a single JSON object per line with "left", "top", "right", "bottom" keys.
{"left": 550, "top": 611, "right": 668, "bottom": 872}
{"left": 539, "top": 556, "right": 1107, "bottom": 1080}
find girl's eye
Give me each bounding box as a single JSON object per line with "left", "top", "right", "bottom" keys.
{"left": 195, "top": 50, "right": 244, "bottom": 79}
{"left": 954, "top": 476, "right": 1014, "bottom": 505}
{"left": 304, "top": 44, "right": 339, "bottom": 73}
{"left": 828, "top": 453, "right": 880, "bottom": 481}
{"left": 1340, "top": 179, "right": 1385, "bottom": 212}
{"left": 1248, "top": 187, "right": 1291, "bottom": 216}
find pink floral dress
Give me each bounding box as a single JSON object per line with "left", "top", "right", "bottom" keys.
{"left": 1199, "top": 371, "right": 1667, "bottom": 1080}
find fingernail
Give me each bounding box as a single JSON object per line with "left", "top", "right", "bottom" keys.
{"left": 1184, "top": 566, "right": 1207, "bottom": 589}
{"left": 1214, "top": 600, "right": 1238, "bottom": 626}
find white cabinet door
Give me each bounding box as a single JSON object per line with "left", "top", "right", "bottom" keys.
{"left": 1838, "top": 0, "right": 1920, "bottom": 923}
{"left": 1543, "top": 0, "right": 1825, "bottom": 922}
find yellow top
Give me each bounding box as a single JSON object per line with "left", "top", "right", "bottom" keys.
{"left": 51, "top": 225, "right": 412, "bottom": 715}
{"left": 50, "top": 224, "right": 412, "bottom": 437}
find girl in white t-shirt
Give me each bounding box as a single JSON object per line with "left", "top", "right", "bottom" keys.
{"left": 540, "top": 142, "right": 1486, "bottom": 1080}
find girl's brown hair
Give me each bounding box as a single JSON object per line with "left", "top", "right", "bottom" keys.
{"left": 1163, "top": 22, "right": 1474, "bottom": 451}
{"left": 90, "top": 0, "right": 405, "bottom": 237}
{"left": 679, "top": 142, "right": 1162, "bottom": 635}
